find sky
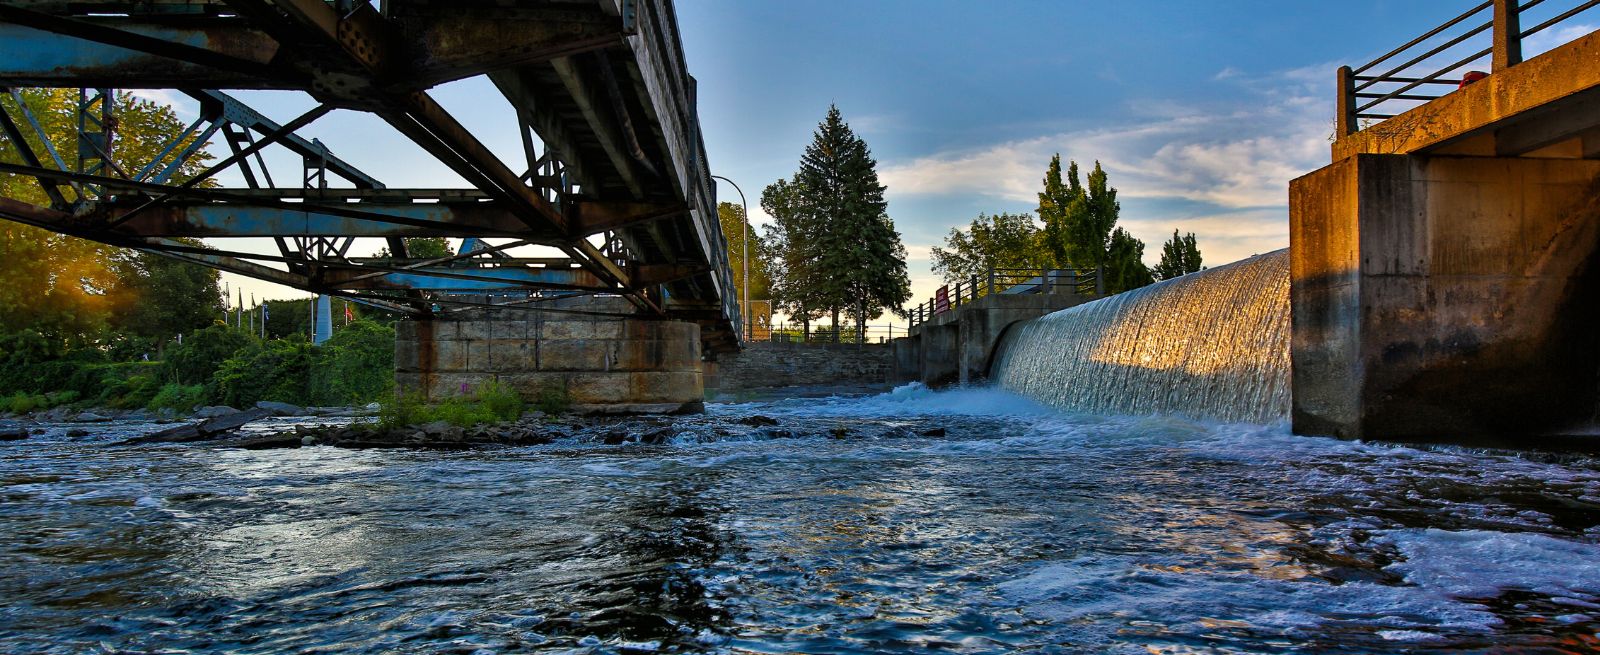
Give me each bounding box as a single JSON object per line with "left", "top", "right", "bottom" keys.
{"left": 173, "top": 1, "right": 1594, "bottom": 318}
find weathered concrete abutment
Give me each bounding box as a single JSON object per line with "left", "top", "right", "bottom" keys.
{"left": 1291, "top": 155, "right": 1600, "bottom": 441}
{"left": 395, "top": 297, "right": 704, "bottom": 414}
{"left": 893, "top": 290, "right": 1095, "bottom": 386}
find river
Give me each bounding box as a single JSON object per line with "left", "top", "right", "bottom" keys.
{"left": 3, "top": 384, "right": 1599, "bottom": 654}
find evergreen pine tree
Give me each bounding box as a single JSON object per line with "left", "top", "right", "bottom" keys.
{"left": 792, "top": 105, "right": 910, "bottom": 342}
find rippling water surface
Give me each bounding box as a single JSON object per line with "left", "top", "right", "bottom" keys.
{"left": 4, "top": 385, "right": 1600, "bottom": 654}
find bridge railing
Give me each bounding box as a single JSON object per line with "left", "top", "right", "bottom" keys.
{"left": 907, "top": 267, "right": 1097, "bottom": 328}
{"left": 1338, "top": 0, "right": 1600, "bottom": 137}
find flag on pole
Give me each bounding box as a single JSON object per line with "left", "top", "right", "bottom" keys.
{"left": 344, "top": 300, "right": 354, "bottom": 325}
{"left": 262, "top": 301, "right": 269, "bottom": 338}
{"left": 223, "top": 281, "right": 230, "bottom": 326}
{"left": 236, "top": 289, "right": 243, "bottom": 328}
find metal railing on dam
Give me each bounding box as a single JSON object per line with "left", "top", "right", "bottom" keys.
{"left": 908, "top": 267, "right": 1099, "bottom": 328}
{"left": 1337, "top": 0, "right": 1600, "bottom": 137}
{"left": 0, "top": 0, "right": 744, "bottom": 353}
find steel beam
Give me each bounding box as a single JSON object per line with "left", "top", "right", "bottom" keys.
{"left": 99, "top": 202, "right": 534, "bottom": 238}
{"left": 324, "top": 264, "right": 602, "bottom": 292}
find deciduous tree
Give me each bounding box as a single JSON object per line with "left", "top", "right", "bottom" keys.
{"left": 1155, "top": 230, "right": 1203, "bottom": 280}
{"left": 931, "top": 212, "right": 1052, "bottom": 286}
{"left": 717, "top": 201, "right": 773, "bottom": 308}
{"left": 1104, "top": 228, "right": 1154, "bottom": 294}
{"left": 0, "top": 90, "right": 218, "bottom": 348}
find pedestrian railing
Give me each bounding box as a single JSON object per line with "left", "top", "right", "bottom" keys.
{"left": 907, "top": 267, "right": 1097, "bottom": 328}
{"left": 762, "top": 323, "right": 906, "bottom": 345}
{"left": 1337, "top": 0, "right": 1600, "bottom": 137}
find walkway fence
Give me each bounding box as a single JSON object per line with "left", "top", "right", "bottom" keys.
{"left": 761, "top": 323, "right": 907, "bottom": 345}
{"left": 907, "top": 267, "right": 1098, "bottom": 328}
{"left": 1338, "top": 0, "right": 1600, "bottom": 136}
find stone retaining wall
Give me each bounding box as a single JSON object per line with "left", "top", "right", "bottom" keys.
{"left": 704, "top": 342, "right": 892, "bottom": 393}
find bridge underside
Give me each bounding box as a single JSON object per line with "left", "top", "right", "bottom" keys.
{"left": 0, "top": 0, "right": 742, "bottom": 353}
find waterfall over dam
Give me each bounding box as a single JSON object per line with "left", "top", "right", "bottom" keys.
{"left": 991, "top": 249, "right": 1291, "bottom": 423}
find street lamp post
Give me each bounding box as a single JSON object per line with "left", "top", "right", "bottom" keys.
{"left": 710, "top": 175, "right": 750, "bottom": 341}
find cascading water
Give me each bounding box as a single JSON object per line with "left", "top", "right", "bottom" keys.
{"left": 991, "top": 248, "right": 1291, "bottom": 423}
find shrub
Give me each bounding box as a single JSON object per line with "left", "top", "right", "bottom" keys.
{"left": 5, "top": 393, "right": 45, "bottom": 414}
{"left": 105, "top": 374, "right": 161, "bottom": 409}
{"left": 372, "top": 379, "right": 527, "bottom": 429}
{"left": 147, "top": 383, "right": 206, "bottom": 413}
{"left": 309, "top": 320, "right": 395, "bottom": 405}
{"left": 475, "top": 379, "right": 524, "bottom": 422}
{"left": 44, "top": 390, "right": 79, "bottom": 406}
{"left": 213, "top": 338, "right": 314, "bottom": 407}
{"left": 375, "top": 390, "right": 429, "bottom": 430}
{"left": 162, "top": 326, "right": 254, "bottom": 386}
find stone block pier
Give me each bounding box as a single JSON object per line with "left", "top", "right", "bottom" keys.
{"left": 396, "top": 297, "right": 705, "bottom": 414}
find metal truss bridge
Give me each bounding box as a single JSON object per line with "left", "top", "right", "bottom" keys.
{"left": 0, "top": 0, "right": 742, "bottom": 353}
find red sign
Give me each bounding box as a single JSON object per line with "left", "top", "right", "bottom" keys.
{"left": 934, "top": 286, "right": 951, "bottom": 314}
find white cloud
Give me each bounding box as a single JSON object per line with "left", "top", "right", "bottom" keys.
{"left": 1523, "top": 23, "right": 1596, "bottom": 58}
{"left": 879, "top": 66, "right": 1330, "bottom": 211}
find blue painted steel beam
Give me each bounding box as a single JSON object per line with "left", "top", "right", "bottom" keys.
{"left": 106, "top": 202, "right": 537, "bottom": 238}
{"left": 325, "top": 265, "right": 602, "bottom": 292}
{"left": 0, "top": 21, "right": 286, "bottom": 89}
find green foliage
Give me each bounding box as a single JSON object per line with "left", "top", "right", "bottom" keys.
{"left": 1155, "top": 230, "right": 1204, "bottom": 280}
{"left": 765, "top": 105, "right": 912, "bottom": 341}
{"left": 717, "top": 201, "right": 774, "bottom": 306}
{"left": 108, "top": 242, "right": 224, "bottom": 343}
{"left": 0, "top": 90, "right": 217, "bottom": 348}
{"left": 374, "top": 379, "right": 527, "bottom": 429}
{"left": 102, "top": 373, "right": 161, "bottom": 409}
{"left": 147, "top": 383, "right": 205, "bottom": 413}
{"left": 162, "top": 325, "right": 255, "bottom": 386}
{"left": 1037, "top": 156, "right": 1121, "bottom": 273}
{"left": 376, "top": 390, "right": 429, "bottom": 430}
{"left": 1105, "top": 228, "right": 1155, "bottom": 294}
{"left": 309, "top": 320, "right": 395, "bottom": 405}
{"left": 930, "top": 212, "right": 1054, "bottom": 286}
{"left": 760, "top": 176, "right": 821, "bottom": 322}
{"left": 1036, "top": 155, "right": 1083, "bottom": 268}
{"left": 4, "top": 393, "right": 45, "bottom": 414}
{"left": 375, "top": 237, "right": 452, "bottom": 259}
{"left": 1035, "top": 155, "right": 1151, "bottom": 295}
{"left": 213, "top": 338, "right": 315, "bottom": 407}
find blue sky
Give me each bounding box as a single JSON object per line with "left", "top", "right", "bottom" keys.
{"left": 183, "top": 2, "right": 1594, "bottom": 309}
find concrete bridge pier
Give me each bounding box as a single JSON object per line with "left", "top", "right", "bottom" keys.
{"left": 395, "top": 297, "right": 706, "bottom": 414}
{"left": 1291, "top": 155, "right": 1600, "bottom": 441}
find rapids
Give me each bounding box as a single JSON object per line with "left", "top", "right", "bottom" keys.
{"left": 3, "top": 385, "right": 1600, "bottom": 653}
